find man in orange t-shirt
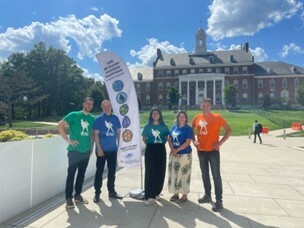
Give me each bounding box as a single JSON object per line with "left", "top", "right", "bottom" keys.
{"left": 192, "top": 98, "right": 232, "bottom": 212}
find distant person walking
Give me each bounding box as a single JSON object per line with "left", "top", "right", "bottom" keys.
{"left": 192, "top": 98, "right": 232, "bottom": 212}
{"left": 93, "top": 100, "right": 123, "bottom": 203}
{"left": 253, "top": 120, "right": 262, "bottom": 144}
{"left": 142, "top": 107, "right": 170, "bottom": 206}
{"left": 168, "top": 111, "right": 194, "bottom": 203}
{"left": 57, "top": 97, "right": 95, "bottom": 209}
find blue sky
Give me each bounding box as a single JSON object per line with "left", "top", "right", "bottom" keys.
{"left": 0, "top": 0, "right": 304, "bottom": 81}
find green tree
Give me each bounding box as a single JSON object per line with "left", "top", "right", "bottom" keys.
{"left": 262, "top": 94, "right": 271, "bottom": 110}
{"left": 168, "top": 86, "right": 181, "bottom": 110}
{"left": 296, "top": 83, "right": 304, "bottom": 106}
{"left": 224, "top": 84, "right": 238, "bottom": 108}
{"left": 89, "top": 81, "right": 105, "bottom": 112}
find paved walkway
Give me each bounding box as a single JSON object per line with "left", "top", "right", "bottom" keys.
{"left": 2, "top": 129, "right": 304, "bottom": 228}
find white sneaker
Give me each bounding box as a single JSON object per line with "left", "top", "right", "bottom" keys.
{"left": 145, "top": 198, "right": 156, "bottom": 206}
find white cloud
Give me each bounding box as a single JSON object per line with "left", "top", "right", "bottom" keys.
{"left": 0, "top": 14, "right": 122, "bottom": 60}
{"left": 207, "top": 0, "right": 303, "bottom": 40}
{"left": 81, "top": 67, "right": 104, "bottom": 82}
{"left": 214, "top": 43, "right": 268, "bottom": 62}
{"left": 279, "top": 43, "right": 304, "bottom": 57}
{"left": 128, "top": 38, "right": 187, "bottom": 67}
{"left": 91, "top": 7, "right": 99, "bottom": 12}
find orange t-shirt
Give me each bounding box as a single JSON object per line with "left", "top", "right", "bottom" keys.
{"left": 191, "top": 112, "right": 227, "bottom": 151}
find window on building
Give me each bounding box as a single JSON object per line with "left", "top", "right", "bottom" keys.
{"left": 190, "top": 69, "right": 195, "bottom": 74}
{"left": 243, "top": 92, "right": 248, "bottom": 99}
{"left": 207, "top": 68, "right": 212, "bottom": 73}
{"left": 216, "top": 92, "right": 221, "bottom": 104}
{"left": 166, "top": 82, "right": 171, "bottom": 90}
{"left": 225, "top": 67, "right": 229, "bottom": 75}
{"left": 224, "top": 80, "right": 229, "bottom": 86}
{"left": 258, "top": 79, "right": 263, "bottom": 89}
{"left": 216, "top": 81, "right": 221, "bottom": 89}
{"left": 174, "top": 81, "right": 179, "bottom": 89}
{"left": 233, "top": 66, "right": 238, "bottom": 75}
{"left": 182, "top": 69, "right": 187, "bottom": 75}
{"left": 158, "top": 94, "right": 163, "bottom": 104}
{"left": 166, "top": 70, "right": 171, "bottom": 77}
{"left": 270, "top": 92, "right": 275, "bottom": 99}
{"left": 282, "top": 78, "right": 287, "bottom": 89}
{"left": 230, "top": 55, "right": 234, "bottom": 62}
{"left": 137, "top": 73, "right": 143, "bottom": 81}
{"left": 233, "top": 79, "right": 238, "bottom": 88}
{"left": 146, "top": 83, "right": 150, "bottom": 92}
{"left": 170, "top": 58, "right": 175, "bottom": 66}
{"left": 174, "top": 69, "right": 179, "bottom": 76}
{"left": 216, "top": 68, "right": 221, "bottom": 74}
{"left": 158, "top": 70, "right": 163, "bottom": 77}
{"left": 294, "top": 78, "right": 300, "bottom": 88}
{"left": 182, "top": 82, "right": 187, "bottom": 90}
{"left": 242, "top": 79, "right": 248, "bottom": 89}
{"left": 209, "top": 56, "right": 214, "bottom": 63}
{"left": 146, "top": 95, "right": 150, "bottom": 104}
{"left": 242, "top": 66, "right": 248, "bottom": 74}
{"left": 136, "top": 83, "right": 141, "bottom": 92}
{"left": 199, "top": 68, "right": 204, "bottom": 73}
{"left": 270, "top": 79, "right": 275, "bottom": 90}
{"left": 158, "top": 82, "right": 163, "bottom": 91}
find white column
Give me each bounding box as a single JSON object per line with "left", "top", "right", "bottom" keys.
{"left": 195, "top": 80, "right": 199, "bottom": 105}
{"left": 222, "top": 79, "right": 225, "bottom": 105}
{"left": 179, "top": 80, "right": 182, "bottom": 106}
{"left": 213, "top": 80, "right": 216, "bottom": 105}
{"left": 204, "top": 80, "right": 207, "bottom": 98}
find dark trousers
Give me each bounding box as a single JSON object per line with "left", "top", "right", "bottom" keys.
{"left": 65, "top": 150, "right": 90, "bottom": 199}
{"left": 254, "top": 132, "right": 262, "bottom": 143}
{"left": 144, "top": 144, "right": 166, "bottom": 200}
{"left": 94, "top": 151, "right": 117, "bottom": 195}
{"left": 197, "top": 150, "right": 223, "bottom": 202}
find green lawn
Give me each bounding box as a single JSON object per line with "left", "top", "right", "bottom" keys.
{"left": 1, "top": 109, "right": 303, "bottom": 136}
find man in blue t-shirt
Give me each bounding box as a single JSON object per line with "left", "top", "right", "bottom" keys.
{"left": 93, "top": 100, "right": 122, "bottom": 203}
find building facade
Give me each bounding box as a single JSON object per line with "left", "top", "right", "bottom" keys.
{"left": 130, "top": 28, "right": 304, "bottom": 109}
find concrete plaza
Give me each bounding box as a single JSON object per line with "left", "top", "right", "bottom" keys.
{"left": 2, "top": 129, "right": 304, "bottom": 228}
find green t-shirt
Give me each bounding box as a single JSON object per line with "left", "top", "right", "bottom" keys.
{"left": 142, "top": 123, "right": 170, "bottom": 144}
{"left": 63, "top": 111, "right": 95, "bottom": 153}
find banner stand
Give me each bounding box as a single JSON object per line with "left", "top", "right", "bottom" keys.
{"left": 129, "top": 159, "right": 144, "bottom": 200}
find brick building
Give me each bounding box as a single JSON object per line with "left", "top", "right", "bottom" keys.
{"left": 130, "top": 27, "right": 304, "bottom": 109}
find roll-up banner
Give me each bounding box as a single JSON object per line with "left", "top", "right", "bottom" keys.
{"left": 96, "top": 51, "right": 141, "bottom": 167}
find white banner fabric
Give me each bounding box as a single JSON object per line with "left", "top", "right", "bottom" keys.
{"left": 96, "top": 51, "right": 141, "bottom": 167}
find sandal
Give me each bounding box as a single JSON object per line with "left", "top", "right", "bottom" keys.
{"left": 170, "top": 194, "right": 179, "bottom": 202}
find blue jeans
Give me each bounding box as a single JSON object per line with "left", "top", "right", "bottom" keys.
{"left": 94, "top": 151, "right": 117, "bottom": 195}
{"left": 65, "top": 150, "right": 90, "bottom": 199}
{"left": 197, "top": 150, "right": 223, "bottom": 202}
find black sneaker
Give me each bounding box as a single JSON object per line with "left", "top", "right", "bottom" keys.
{"left": 212, "top": 201, "right": 223, "bottom": 212}
{"left": 109, "top": 192, "right": 123, "bottom": 200}
{"left": 93, "top": 195, "right": 100, "bottom": 203}
{"left": 198, "top": 195, "right": 212, "bottom": 204}
{"left": 66, "top": 198, "right": 75, "bottom": 209}
{"left": 74, "top": 195, "right": 89, "bottom": 204}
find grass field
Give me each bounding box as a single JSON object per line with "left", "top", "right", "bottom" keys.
{"left": 1, "top": 109, "right": 303, "bottom": 136}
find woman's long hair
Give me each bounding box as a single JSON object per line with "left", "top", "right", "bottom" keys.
{"left": 148, "top": 107, "right": 165, "bottom": 125}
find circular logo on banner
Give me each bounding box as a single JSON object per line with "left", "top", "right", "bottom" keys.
{"left": 116, "top": 92, "right": 127, "bottom": 104}
{"left": 122, "top": 115, "right": 131, "bottom": 128}
{"left": 122, "top": 129, "right": 133, "bottom": 142}
{"left": 120, "top": 104, "right": 129, "bottom": 116}
{"left": 113, "top": 80, "right": 124, "bottom": 92}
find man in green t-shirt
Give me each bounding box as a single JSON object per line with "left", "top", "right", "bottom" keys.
{"left": 57, "top": 97, "right": 95, "bottom": 209}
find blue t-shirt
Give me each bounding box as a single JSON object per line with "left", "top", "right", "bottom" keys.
{"left": 170, "top": 124, "right": 193, "bottom": 154}
{"left": 93, "top": 113, "right": 121, "bottom": 152}
{"left": 142, "top": 123, "right": 170, "bottom": 144}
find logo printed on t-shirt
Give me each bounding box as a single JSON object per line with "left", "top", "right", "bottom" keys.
{"left": 105, "top": 120, "right": 115, "bottom": 136}
{"left": 80, "top": 119, "right": 90, "bottom": 136}
{"left": 152, "top": 129, "right": 162, "bottom": 143}
{"left": 199, "top": 119, "right": 208, "bottom": 135}
{"left": 172, "top": 130, "right": 180, "bottom": 146}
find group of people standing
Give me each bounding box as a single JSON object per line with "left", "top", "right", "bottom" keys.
{"left": 142, "top": 97, "right": 232, "bottom": 212}
{"left": 57, "top": 97, "right": 232, "bottom": 213}
{"left": 58, "top": 98, "right": 123, "bottom": 209}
